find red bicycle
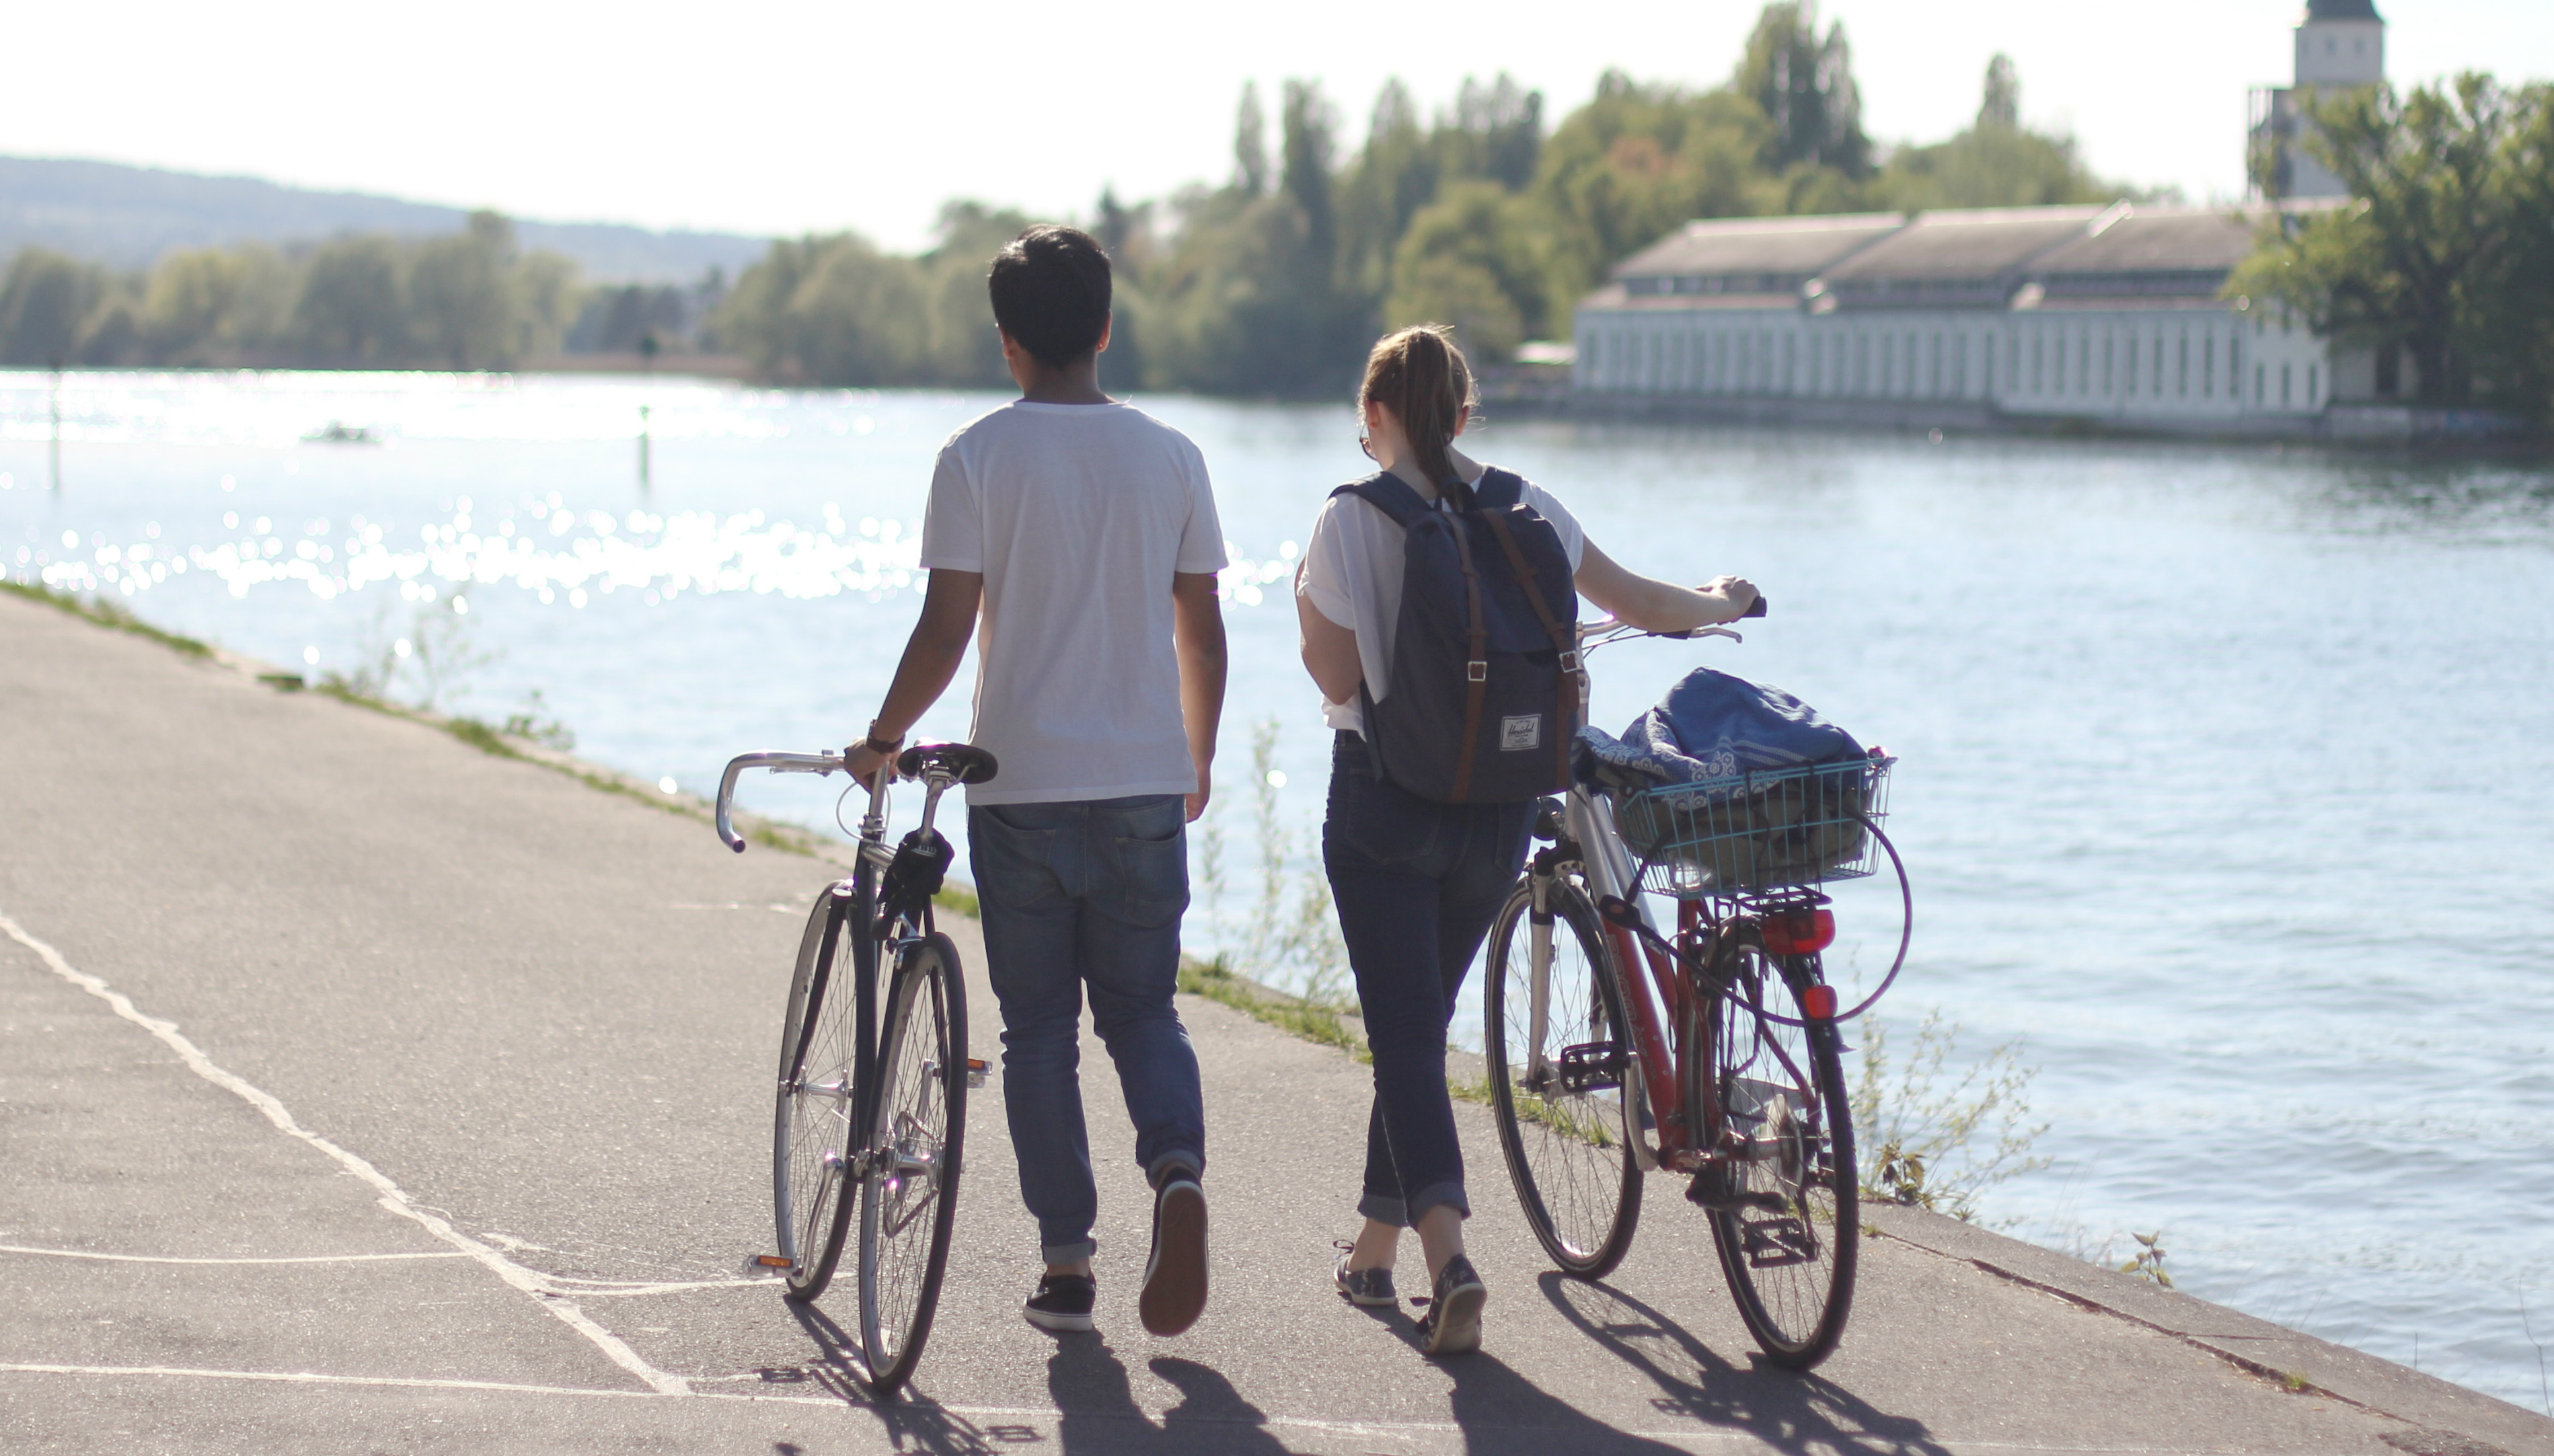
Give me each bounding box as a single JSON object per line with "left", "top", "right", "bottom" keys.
{"left": 1481, "top": 612, "right": 1905, "bottom": 1370}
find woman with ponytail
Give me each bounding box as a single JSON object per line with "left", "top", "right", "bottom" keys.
{"left": 1294, "top": 325, "right": 1758, "bottom": 1356}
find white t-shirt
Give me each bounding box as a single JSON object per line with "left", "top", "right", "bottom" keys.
{"left": 1295, "top": 469, "right": 1587, "bottom": 734}
{"left": 919, "top": 401, "right": 1228, "bottom": 804}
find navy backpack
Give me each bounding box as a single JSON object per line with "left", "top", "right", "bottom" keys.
{"left": 1335, "top": 467, "right": 1582, "bottom": 804}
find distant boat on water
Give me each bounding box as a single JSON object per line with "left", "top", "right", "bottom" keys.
{"left": 302, "top": 422, "right": 382, "bottom": 445}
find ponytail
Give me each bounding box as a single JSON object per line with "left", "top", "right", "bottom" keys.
{"left": 1358, "top": 325, "right": 1476, "bottom": 492}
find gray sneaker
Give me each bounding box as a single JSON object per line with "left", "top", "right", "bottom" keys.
{"left": 1417, "top": 1254, "right": 1486, "bottom": 1356}
{"left": 1139, "top": 1170, "right": 1209, "bottom": 1336}
{"left": 1332, "top": 1243, "right": 1398, "bottom": 1307}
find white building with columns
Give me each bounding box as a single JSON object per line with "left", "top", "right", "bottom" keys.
{"left": 1572, "top": 203, "right": 2345, "bottom": 432}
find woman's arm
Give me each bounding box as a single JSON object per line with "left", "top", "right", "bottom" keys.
{"left": 1575, "top": 541, "right": 1757, "bottom": 634}
{"left": 1296, "top": 564, "right": 1365, "bottom": 705}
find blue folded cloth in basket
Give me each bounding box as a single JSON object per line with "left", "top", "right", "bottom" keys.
{"left": 1571, "top": 666, "right": 1864, "bottom": 792}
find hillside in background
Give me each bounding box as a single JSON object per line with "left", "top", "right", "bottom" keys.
{"left": 0, "top": 156, "right": 769, "bottom": 284}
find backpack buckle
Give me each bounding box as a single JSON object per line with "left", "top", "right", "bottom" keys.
{"left": 1466, "top": 660, "right": 1488, "bottom": 683}
{"left": 1558, "top": 650, "right": 1581, "bottom": 674}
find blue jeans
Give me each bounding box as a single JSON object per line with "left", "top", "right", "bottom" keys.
{"left": 1322, "top": 733, "right": 1534, "bottom": 1228}
{"left": 969, "top": 794, "right": 1205, "bottom": 1265}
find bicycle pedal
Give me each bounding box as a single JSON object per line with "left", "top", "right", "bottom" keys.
{"left": 742, "top": 1254, "right": 792, "bottom": 1276}
{"left": 965, "top": 1058, "right": 988, "bottom": 1089}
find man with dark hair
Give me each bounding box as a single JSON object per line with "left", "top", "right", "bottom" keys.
{"left": 844, "top": 225, "right": 1226, "bottom": 1340}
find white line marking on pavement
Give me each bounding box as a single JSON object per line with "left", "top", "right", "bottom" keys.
{"left": 0, "top": 1244, "right": 476, "bottom": 1266}
{"left": 0, "top": 908, "right": 693, "bottom": 1397}
{"left": 0, "top": 1364, "right": 2220, "bottom": 1451}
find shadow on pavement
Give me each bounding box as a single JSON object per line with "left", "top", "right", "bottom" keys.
{"left": 1542, "top": 1273, "right": 1951, "bottom": 1456}
{"left": 1045, "top": 1337, "right": 1295, "bottom": 1454}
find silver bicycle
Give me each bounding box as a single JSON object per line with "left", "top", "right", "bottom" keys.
{"left": 716, "top": 740, "right": 996, "bottom": 1394}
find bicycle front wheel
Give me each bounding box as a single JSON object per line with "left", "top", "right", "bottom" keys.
{"left": 1484, "top": 877, "right": 1645, "bottom": 1278}
{"left": 1701, "top": 938, "right": 1858, "bottom": 1369}
{"left": 856, "top": 932, "right": 969, "bottom": 1393}
{"left": 773, "top": 888, "right": 860, "bottom": 1301}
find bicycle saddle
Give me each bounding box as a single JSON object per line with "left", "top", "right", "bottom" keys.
{"left": 896, "top": 741, "right": 1000, "bottom": 785}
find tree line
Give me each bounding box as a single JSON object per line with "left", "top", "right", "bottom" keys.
{"left": 718, "top": 3, "right": 2131, "bottom": 397}
{"left": 2234, "top": 74, "right": 2554, "bottom": 423}
{"left": 0, "top": 210, "right": 588, "bottom": 371}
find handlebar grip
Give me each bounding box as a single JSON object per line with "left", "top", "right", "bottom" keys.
{"left": 1742, "top": 595, "right": 1769, "bottom": 619}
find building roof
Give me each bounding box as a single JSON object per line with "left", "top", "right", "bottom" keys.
{"left": 2304, "top": 1, "right": 2381, "bottom": 21}
{"left": 2031, "top": 209, "right": 2256, "bottom": 276}
{"left": 1610, "top": 213, "right": 1905, "bottom": 281}
{"left": 1818, "top": 205, "right": 2109, "bottom": 282}
{"left": 1579, "top": 203, "right": 2281, "bottom": 314}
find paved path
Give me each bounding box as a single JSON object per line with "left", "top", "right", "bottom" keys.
{"left": 5, "top": 591, "right": 2549, "bottom": 1455}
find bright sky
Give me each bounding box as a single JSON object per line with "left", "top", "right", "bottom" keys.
{"left": 12, "top": 1, "right": 2552, "bottom": 252}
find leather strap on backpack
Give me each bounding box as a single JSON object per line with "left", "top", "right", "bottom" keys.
{"left": 1445, "top": 492, "right": 1492, "bottom": 802}
{"left": 1481, "top": 505, "right": 1582, "bottom": 788}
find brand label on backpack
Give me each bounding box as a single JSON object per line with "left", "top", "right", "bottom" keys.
{"left": 1499, "top": 714, "right": 1542, "bottom": 752}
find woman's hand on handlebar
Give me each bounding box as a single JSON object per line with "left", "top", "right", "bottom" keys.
{"left": 1692, "top": 574, "right": 1761, "bottom": 624}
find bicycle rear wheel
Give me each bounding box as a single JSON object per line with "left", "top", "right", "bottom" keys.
{"left": 774, "top": 887, "right": 861, "bottom": 1301}
{"left": 1484, "top": 878, "right": 1645, "bottom": 1278}
{"left": 1699, "top": 937, "right": 1857, "bottom": 1368}
{"left": 856, "top": 932, "right": 969, "bottom": 1392}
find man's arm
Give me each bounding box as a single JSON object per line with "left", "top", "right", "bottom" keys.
{"left": 1172, "top": 570, "right": 1227, "bottom": 823}
{"left": 844, "top": 569, "right": 983, "bottom": 782}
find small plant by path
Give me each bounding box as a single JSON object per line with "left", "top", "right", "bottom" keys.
{"left": 2120, "top": 1231, "right": 2174, "bottom": 1289}
{"left": 1850, "top": 1009, "right": 2051, "bottom": 1223}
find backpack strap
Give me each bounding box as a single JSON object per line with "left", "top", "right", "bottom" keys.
{"left": 1445, "top": 507, "right": 1492, "bottom": 802}
{"left": 1480, "top": 503, "right": 1583, "bottom": 789}
{"left": 1470, "top": 467, "right": 1524, "bottom": 511}
{"left": 1332, "top": 473, "right": 1432, "bottom": 527}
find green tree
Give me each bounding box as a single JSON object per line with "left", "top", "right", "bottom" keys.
{"left": 1868, "top": 55, "right": 2118, "bottom": 210}
{"left": 1386, "top": 181, "right": 1548, "bottom": 360}
{"left": 2229, "top": 73, "right": 2554, "bottom": 416}
{"left": 1528, "top": 75, "right": 1779, "bottom": 318}
{"left": 292, "top": 234, "right": 409, "bottom": 366}
{"left": 0, "top": 250, "right": 112, "bottom": 365}
{"left": 1735, "top": 1, "right": 1870, "bottom": 177}
{"left": 408, "top": 211, "right": 519, "bottom": 368}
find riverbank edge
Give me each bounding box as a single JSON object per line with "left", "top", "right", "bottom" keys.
{"left": 1476, "top": 375, "right": 2551, "bottom": 455}
{"left": 12, "top": 584, "right": 2549, "bottom": 1451}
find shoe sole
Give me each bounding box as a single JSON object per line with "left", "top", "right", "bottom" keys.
{"left": 1422, "top": 1281, "right": 1487, "bottom": 1356}
{"left": 1339, "top": 1287, "right": 1398, "bottom": 1308}
{"left": 1139, "top": 1181, "right": 1208, "bottom": 1336}
{"left": 1022, "top": 1305, "right": 1095, "bottom": 1334}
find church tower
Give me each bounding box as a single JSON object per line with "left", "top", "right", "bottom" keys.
{"left": 2249, "top": 1, "right": 2387, "bottom": 200}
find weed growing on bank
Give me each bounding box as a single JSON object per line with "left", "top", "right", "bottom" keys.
{"left": 1851, "top": 1009, "right": 2051, "bottom": 1223}
{"left": 2, "top": 577, "right": 213, "bottom": 658}
{"left": 1193, "top": 718, "right": 1352, "bottom": 1009}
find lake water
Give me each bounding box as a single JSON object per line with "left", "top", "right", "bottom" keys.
{"left": 5, "top": 369, "right": 2551, "bottom": 1413}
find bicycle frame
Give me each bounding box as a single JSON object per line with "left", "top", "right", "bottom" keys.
{"left": 1530, "top": 617, "right": 1809, "bottom": 1177}
{"left": 720, "top": 752, "right": 959, "bottom": 1183}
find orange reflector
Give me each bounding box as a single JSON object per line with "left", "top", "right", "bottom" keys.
{"left": 1762, "top": 909, "right": 1836, "bottom": 956}
{"left": 753, "top": 1254, "right": 792, "bottom": 1268}
{"left": 1801, "top": 984, "right": 1838, "bottom": 1020}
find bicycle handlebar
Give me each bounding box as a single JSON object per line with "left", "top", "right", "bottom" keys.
{"left": 714, "top": 751, "right": 847, "bottom": 853}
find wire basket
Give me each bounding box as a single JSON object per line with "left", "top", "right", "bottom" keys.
{"left": 1616, "top": 756, "right": 1893, "bottom": 899}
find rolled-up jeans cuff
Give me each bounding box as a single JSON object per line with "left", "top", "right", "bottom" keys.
{"left": 1407, "top": 1181, "right": 1470, "bottom": 1223}
{"left": 1357, "top": 1192, "right": 1408, "bottom": 1228}
{"left": 1041, "top": 1237, "right": 1096, "bottom": 1266}
{"left": 1148, "top": 1149, "right": 1204, "bottom": 1188}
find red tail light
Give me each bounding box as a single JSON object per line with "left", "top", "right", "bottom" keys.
{"left": 1801, "top": 984, "right": 1838, "bottom": 1020}
{"left": 1762, "top": 909, "right": 1836, "bottom": 957}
